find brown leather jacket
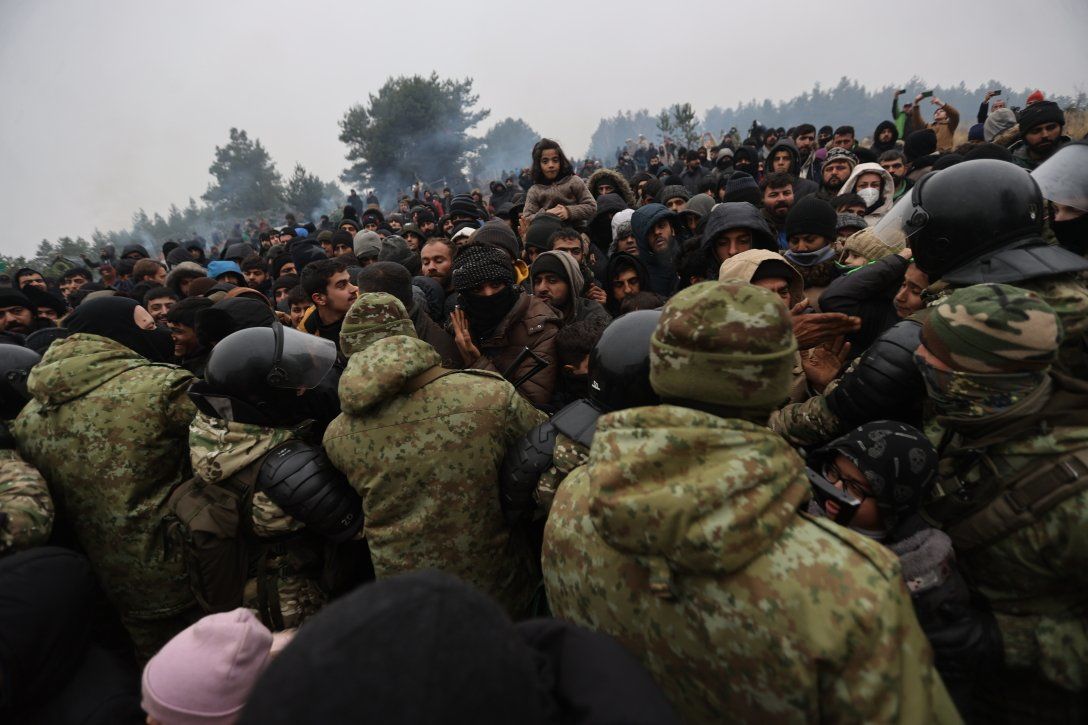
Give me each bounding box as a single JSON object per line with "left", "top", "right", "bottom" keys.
{"left": 471, "top": 293, "right": 561, "bottom": 408}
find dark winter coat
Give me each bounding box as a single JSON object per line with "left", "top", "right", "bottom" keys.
{"left": 471, "top": 292, "right": 561, "bottom": 409}
{"left": 631, "top": 204, "right": 679, "bottom": 298}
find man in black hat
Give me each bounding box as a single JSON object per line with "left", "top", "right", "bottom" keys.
{"left": 0, "top": 289, "right": 38, "bottom": 336}
{"left": 1012, "top": 100, "right": 1070, "bottom": 170}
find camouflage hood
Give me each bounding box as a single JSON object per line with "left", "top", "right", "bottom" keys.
{"left": 338, "top": 335, "right": 441, "bottom": 414}
{"left": 27, "top": 333, "right": 156, "bottom": 407}
{"left": 588, "top": 405, "right": 809, "bottom": 575}
{"left": 189, "top": 412, "right": 294, "bottom": 483}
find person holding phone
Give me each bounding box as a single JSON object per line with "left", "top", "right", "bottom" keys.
{"left": 909, "top": 92, "right": 960, "bottom": 152}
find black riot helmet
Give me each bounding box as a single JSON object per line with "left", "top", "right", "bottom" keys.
{"left": 588, "top": 310, "right": 661, "bottom": 411}
{"left": 0, "top": 343, "right": 41, "bottom": 420}
{"left": 873, "top": 159, "right": 1088, "bottom": 283}
{"left": 191, "top": 323, "right": 340, "bottom": 429}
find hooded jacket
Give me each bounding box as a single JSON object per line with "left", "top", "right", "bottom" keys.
{"left": 765, "top": 138, "right": 820, "bottom": 199}
{"left": 12, "top": 334, "right": 196, "bottom": 657}
{"left": 530, "top": 251, "right": 611, "bottom": 328}
{"left": 468, "top": 291, "right": 561, "bottom": 409}
{"left": 542, "top": 406, "right": 958, "bottom": 723}
{"left": 587, "top": 193, "right": 630, "bottom": 253}
{"left": 587, "top": 168, "right": 637, "bottom": 208}
{"left": 604, "top": 253, "right": 652, "bottom": 316}
{"left": 872, "top": 120, "right": 901, "bottom": 155}
{"left": 323, "top": 335, "right": 545, "bottom": 617}
{"left": 631, "top": 204, "right": 679, "bottom": 297}
{"left": 838, "top": 162, "right": 897, "bottom": 223}
{"left": 700, "top": 202, "right": 778, "bottom": 271}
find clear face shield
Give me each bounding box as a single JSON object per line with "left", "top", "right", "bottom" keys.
{"left": 1031, "top": 143, "right": 1088, "bottom": 215}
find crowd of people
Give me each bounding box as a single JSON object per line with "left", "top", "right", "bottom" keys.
{"left": 0, "top": 87, "right": 1086, "bottom": 724}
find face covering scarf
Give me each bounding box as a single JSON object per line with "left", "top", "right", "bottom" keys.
{"left": 914, "top": 354, "right": 1044, "bottom": 419}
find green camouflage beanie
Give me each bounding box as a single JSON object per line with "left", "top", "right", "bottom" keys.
{"left": 340, "top": 292, "right": 416, "bottom": 357}
{"left": 650, "top": 281, "right": 797, "bottom": 409}
{"left": 921, "top": 283, "right": 1062, "bottom": 373}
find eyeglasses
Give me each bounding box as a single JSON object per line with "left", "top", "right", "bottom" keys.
{"left": 823, "top": 463, "right": 871, "bottom": 502}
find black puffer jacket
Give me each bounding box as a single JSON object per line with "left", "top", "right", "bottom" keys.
{"left": 818, "top": 255, "right": 909, "bottom": 358}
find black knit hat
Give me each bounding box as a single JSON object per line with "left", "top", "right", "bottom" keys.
{"left": 524, "top": 214, "right": 565, "bottom": 252}
{"left": 528, "top": 251, "right": 570, "bottom": 286}
{"left": 722, "top": 171, "right": 761, "bottom": 206}
{"left": 451, "top": 244, "right": 516, "bottom": 293}
{"left": 330, "top": 230, "right": 354, "bottom": 249}
{"left": 448, "top": 194, "right": 481, "bottom": 220}
{"left": 0, "top": 288, "right": 31, "bottom": 309}
{"left": 656, "top": 185, "right": 690, "bottom": 205}
{"left": 903, "top": 129, "right": 938, "bottom": 162}
{"left": 1017, "top": 100, "right": 1065, "bottom": 134}
{"left": 785, "top": 196, "right": 837, "bottom": 241}
{"left": 472, "top": 219, "right": 521, "bottom": 262}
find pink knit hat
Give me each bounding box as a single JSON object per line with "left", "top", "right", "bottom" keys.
{"left": 142, "top": 608, "right": 273, "bottom": 725}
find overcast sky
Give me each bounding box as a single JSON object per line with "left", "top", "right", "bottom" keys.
{"left": 1, "top": 0, "right": 1085, "bottom": 256}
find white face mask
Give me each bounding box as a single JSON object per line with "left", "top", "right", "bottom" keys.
{"left": 857, "top": 187, "right": 881, "bottom": 207}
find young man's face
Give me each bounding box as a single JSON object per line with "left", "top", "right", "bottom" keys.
{"left": 615, "top": 235, "right": 638, "bottom": 255}
{"left": 611, "top": 268, "right": 640, "bottom": 302}
{"left": 314, "top": 271, "right": 357, "bottom": 317}
{"left": 290, "top": 302, "right": 311, "bottom": 327}
{"left": 243, "top": 268, "right": 268, "bottom": 288}
{"left": 713, "top": 229, "right": 754, "bottom": 262}
{"left": 0, "top": 305, "right": 33, "bottom": 334}
{"left": 686, "top": 157, "right": 701, "bottom": 171}
{"left": 832, "top": 133, "right": 854, "bottom": 149}
{"left": 878, "top": 128, "right": 895, "bottom": 143}
{"left": 147, "top": 266, "right": 167, "bottom": 286}
{"left": 404, "top": 232, "right": 424, "bottom": 252}
{"left": 880, "top": 157, "right": 907, "bottom": 180}
{"left": 770, "top": 150, "right": 792, "bottom": 173}
{"left": 794, "top": 132, "right": 815, "bottom": 155}
{"left": 763, "top": 184, "right": 794, "bottom": 219}
{"left": 665, "top": 197, "right": 686, "bottom": 213}
{"left": 146, "top": 296, "right": 175, "bottom": 323}
{"left": 168, "top": 322, "right": 199, "bottom": 358}
{"left": 552, "top": 238, "right": 584, "bottom": 263}
{"left": 822, "top": 160, "right": 852, "bottom": 191}
{"left": 533, "top": 273, "right": 570, "bottom": 310}
{"left": 421, "top": 242, "right": 453, "bottom": 289}
{"left": 751, "top": 276, "right": 792, "bottom": 306}
{"left": 1024, "top": 122, "right": 1063, "bottom": 156}
{"left": 19, "top": 273, "right": 46, "bottom": 291}
{"left": 789, "top": 234, "right": 829, "bottom": 253}
{"left": 649, "top": 219, "right": 673, "bottom": 252}
{"left": 274, "top": 286, "right": 291, "bottom": 304}
{"left": 596, "top": 182, "right": 615, "bottom": 196}
{"left": 59, "top": 274, "right": 89, "bottom": 299}
{"left": 894, "top": 263, "right": 929, "bottom": 318}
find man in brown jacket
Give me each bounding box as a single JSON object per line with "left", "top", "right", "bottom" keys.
{"left": 910, "top": 96, "right": 960, "bottom": 152}
{"left": 449, "top": 244, "right": 560, "bottom": 409}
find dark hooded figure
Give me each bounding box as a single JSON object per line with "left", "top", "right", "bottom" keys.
{"left": 604, "top": 253, "right": 652, "bottom": 316}
{"left": 764, "top": 138, "right": 820, "bottom": 199}
{"left": 587, "top": 193, "right": 629, "bottom": 257}
{"left": 64, "top": 295, "right": 175, "bottom": 363}
{"left": 238, "top": 571, "right": 679, "bottom": 725}
{"left": 630, "top": 204, "right": 680, "bottom": 297}
{"left": 700, "top": 202, "right": 779, "bottom": 276}
{"left": 872, "top": 121, "right": 900, "bottom": 155}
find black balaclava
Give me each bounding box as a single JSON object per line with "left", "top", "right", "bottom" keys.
{"left": 1053, "top": 213, "right": 1088, "bottom": 255}
{"left": 64, "top": 296, "right": 174, "bottom": 363}
{"left": 810, "top": 420, "right": 938, "bottom": 542}
{"left": 460, "top": 286, "right": 519, "bottom": 342}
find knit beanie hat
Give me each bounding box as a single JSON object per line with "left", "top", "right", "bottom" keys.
{"left": 983, "top": 108, "right": 1018, "bottom": 143}
{"left": 451, "top": 243, "right": 516, "bottom": 293}
{"left": 329, "top": 230, "right": 354, "bottom": 251}
{"left": 967, "top": 123, "right": 985, "bottom": 142}
{"left": 471, "top": 219, "right": 521, "bottom": 262}
{"left": 722, "top": 171, "right": 759, "bottom": 204}
{"left": 530, "top": 250, "right": 584, "bottom": 296}
{"left": 656, "top": 185, "right": 690, "bottom": 205}
{"left": 823, "top": 146, "right": 858, "bottom": 169}
{"left": 377, "top": 235, "right": 417, "bottom": 270}
{"left": 785, "top": 196, "right": 837, "bottom": 241}
{"left": 353, "top": 230, "right": 382, "bottom": 259}
{"left": 904, "top": 129, "right": 938, "bottom": 162}
{"left": 340, "top": 292, "right": 416, "bottom": 357}
{"left": 610, "top": 209, "right": 635, "bottom": 242}
{"left": 836, "top": 213, "right": 867, "bottom": 232}
{"left": 523, "top": 214, "right": 565, "bottom": 252}
{"left": 0, "top": 288, "right": 32, "bottom": 309}
{"left": 1016, "top": 100, "right": 1065, "bottom": 135}
{"left": 141, "top": 608, "right": 272, "bottom": 725}
{"left": 447, "top": 194, "right": 481, "bottom": 220}
{"left": 842, "top": 227, "right": 902, "bottom": 263}
{"left": 920, "top": 283, "right": 1063, "bottom": 374}
{"left": 650, "top": 281, "right": 797, "bottom": 410}
{"left": 316, "top": 229, "right": 334, "bottom": 244}
{"left": 1026, "top": 90, "right": 1045, "bottom": 104}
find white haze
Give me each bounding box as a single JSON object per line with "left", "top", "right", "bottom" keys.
{"left": 0, "top": 0, "right": 1085, "bottom": 255}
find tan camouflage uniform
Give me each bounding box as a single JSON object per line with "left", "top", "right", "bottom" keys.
{"left": 0, "top": 443, "right": 53, "bottom": 554}
{"left": 534, "top": 433, "right": 587, "bottom": 518}
{"left": 13, "top": 333, "right": 198, "bottom": 660}
{"left": 323, "top": 293, "right": 545, "bottom": 618}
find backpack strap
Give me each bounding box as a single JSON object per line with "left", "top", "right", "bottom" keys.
{"left": 946, "top": 447, "right": 1088, "bottom": 553}
{"left": 401, "top": 366, "right": 457, "bottom": 395}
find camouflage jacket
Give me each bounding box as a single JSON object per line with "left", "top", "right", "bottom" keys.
{"left": 769, "top": 274, "right": 1088, "bottom": 447}
{"left": 324, "top": 334, "right": 545, "bottom": 618}
{"left": 534, "top": 432, "right": 588, "bottom": 518}
{"left": 924, "top": 373, "right": 1088, "bottom": 692}
{"left": 0, "top": 424, "right": 53, "bottom": 555}
{"left": 189, "top": 413, "right": 325, "bottom": 628}
{"left": 12, "top": 333, "right": 196, "bottom": 621}
{"left": 543, "top": 405, "right": 958, "bottom": 724}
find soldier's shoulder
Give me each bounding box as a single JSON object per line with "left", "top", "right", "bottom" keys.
{"left": 795, "top": 511, "right": 902, "bottom": 582}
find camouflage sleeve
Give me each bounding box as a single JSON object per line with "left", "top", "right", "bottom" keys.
{"left": 0, "top": 450, "right": 54, "bottom": 554}
{"left": 767, "top": 382, "right": 844, "bottom": 448}
{"left": 534, "top": 436, "right": 589, "bottom": 518}
{"left": 251, "top": 491, "right": 305, "bottom": 538}
{"left": 827, "top": 570, "right": 961, "bottom": 723}
{"left": 504, "top": 384, "right": 548, "bottom": 444}
{"left": 162, "top": 370, "right": 198, "bottom": 436}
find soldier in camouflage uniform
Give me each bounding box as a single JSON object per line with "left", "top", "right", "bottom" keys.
{"left": 184, "top": 324, "right": 363, "bottom": 630}
{"left": 771, "top": 159, "right": 1088, "bottom": 448}
{"left": 12, "top": 297, "right": 197, "bottom": 661}
{"left": 324, "top": 293, "right": 545, "bottom": 618}
{"left": 543, "top": 282, "right": 958, "bottom": 723}
{"left": 916, "top": 284, "right": 1088, "bottom": 721}
{"left": 0, "top": 345, "right": 52, "bottom": 555}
